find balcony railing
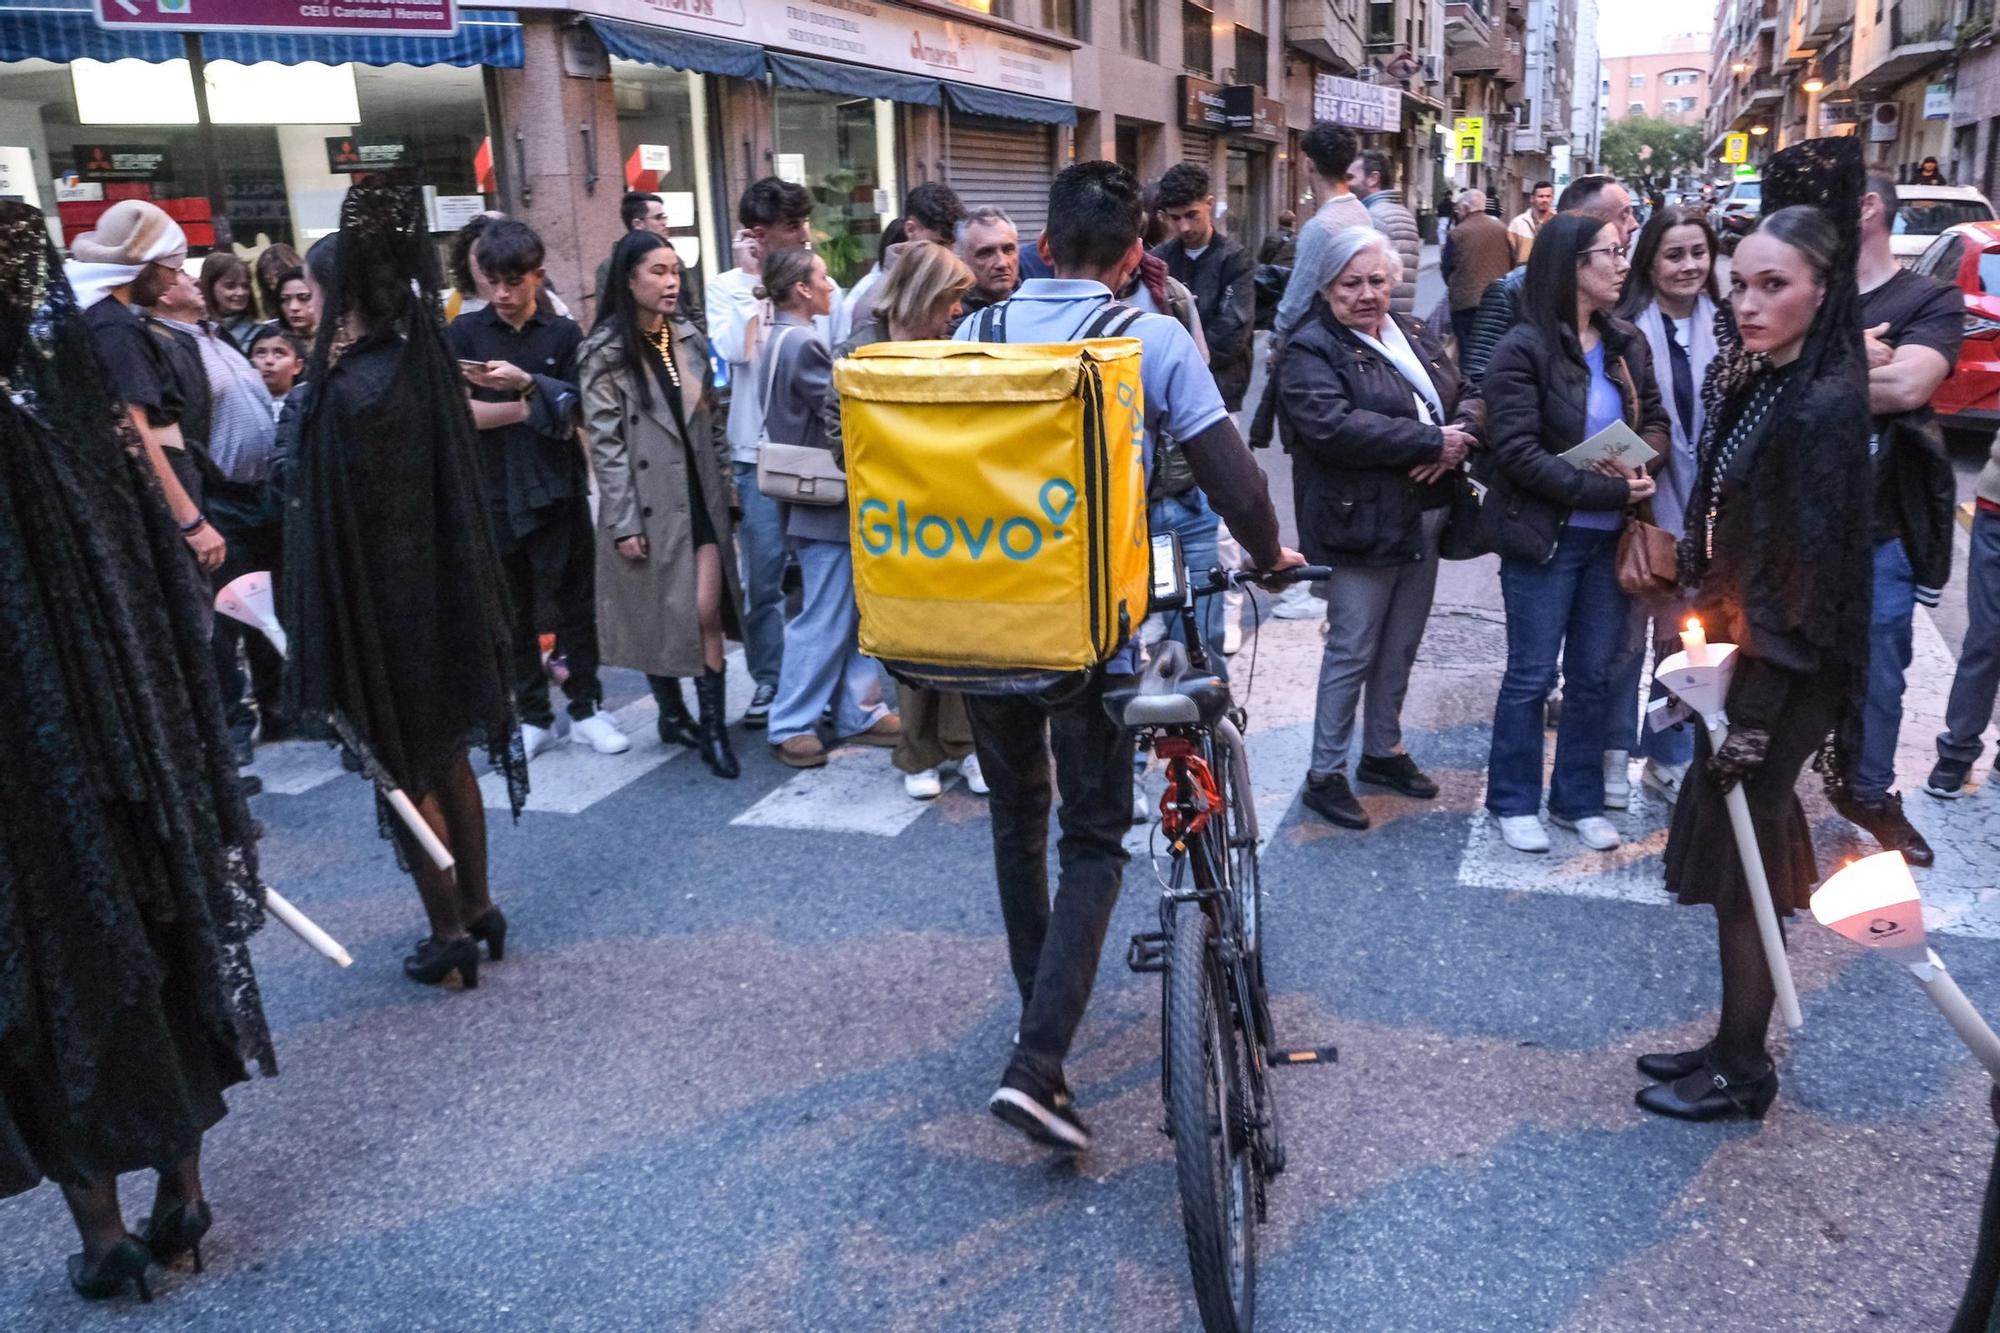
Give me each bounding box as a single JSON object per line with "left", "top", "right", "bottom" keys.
{"left": 1889, "top": 0, "right": 1954, "bottom": 46}
{"left": 1444, "top": 0, "right": 1492, "bottom": 52}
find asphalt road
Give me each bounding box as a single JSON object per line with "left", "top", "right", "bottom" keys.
{"left": 4, "top": 259, "right": 1998, "bottom": 1332}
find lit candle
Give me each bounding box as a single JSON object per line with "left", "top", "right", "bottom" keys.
{"left": 1682, "top": 616, "right": 1709, "bottom": 666}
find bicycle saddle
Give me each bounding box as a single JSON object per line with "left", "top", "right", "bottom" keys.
{"left": 1104, "top": 641, "right": 1232, "bottom": 729}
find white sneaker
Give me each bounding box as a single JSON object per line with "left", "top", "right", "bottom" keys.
{"left": 1223, "top": 619, "right": 1243, "bottom": 656}
{"left": 1497, "top": 814, "right": 1550, "bottom": 853}
{"left": 1553, "top": 813, "right": 1622, "bottom": 851}
{"left": 1270, "top": 583, "right": 1325, "bottom": 621}
{"left": 1642, "top": 759, "right": 1690, "bottom": 804}
{"left": 960, "top": 751, "right": 989, "bottom": 795}
{"left": 905, "top": 768, "right": 944, "bottom": 800}
{"left": 521, "top": 721, "right": 559, "bottom": 761}
{"left": 569, "top": 709, "right": 631, "bottom": 755}
{"left": 1603, "top": 751, "right": 1632, "bottom": 810}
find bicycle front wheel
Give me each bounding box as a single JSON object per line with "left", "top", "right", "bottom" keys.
{"left": 1167, "top": 905, "right": 1257, "bottom": 1333}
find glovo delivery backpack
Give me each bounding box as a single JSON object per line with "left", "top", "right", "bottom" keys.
{"left": 832, "top": 305, "right": 1150, "bottom": 694}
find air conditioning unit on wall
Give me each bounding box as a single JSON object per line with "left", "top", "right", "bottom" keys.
{"left": 1424, "top": 54, "right": 1443, "bottom": 84}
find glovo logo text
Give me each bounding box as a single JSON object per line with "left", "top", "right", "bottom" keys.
{"left": 859, "top": 480, "right": 1078, "bottom": 562}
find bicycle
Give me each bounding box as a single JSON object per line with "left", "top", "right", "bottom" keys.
{"left": 1108, "top": 536, "right": 1334, "bottom": 1333}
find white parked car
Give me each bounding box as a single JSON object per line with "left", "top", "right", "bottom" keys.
{"left": 1892, "top": 185, "right": 1995, "bottom": 266}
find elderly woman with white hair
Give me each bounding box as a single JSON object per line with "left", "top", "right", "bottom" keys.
{"left": 1277, "top": 227, "right": 1484, "bottom": 830}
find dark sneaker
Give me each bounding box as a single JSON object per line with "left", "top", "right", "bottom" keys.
{"left": 988, "top": 1065, "right": 1091, "bottom": 1151}
{"left": 743, "top": 682, "right": 777, "bottom": 729}
{"left": 1355, "top": 752, "right": 1440, "bottom": 799}
{"left": 1303, "top": 772, "right": 1370, "bottom": 829}
{"left": 1925, "top": 757, "right": 1972, "bottom": 800}
{"left": 1834, "top": 791, "right": 1936, "bottom": 868}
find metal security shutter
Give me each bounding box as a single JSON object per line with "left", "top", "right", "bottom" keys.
{"left": 1183, "top": 131, "right": 1214, "bottom": 170}
{"left": 945, "top": 114, "right": 1056, "bottom": 238}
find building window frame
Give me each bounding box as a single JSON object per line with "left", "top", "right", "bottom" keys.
{"left": 1233, "top": 24, "right": 1267, "bottom": 90}
{"left": 1121, "top": 0, "right": 1156, "bottom": 60}
{"left": 1182, "top": 0, "right": 1213, "bottom": 77}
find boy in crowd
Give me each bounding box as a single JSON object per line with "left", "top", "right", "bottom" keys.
{"left": 250, "top": 326, "right": 303, "bottom": 422}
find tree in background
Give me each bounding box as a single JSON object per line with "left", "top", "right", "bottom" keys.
{"left": 1600, "top": 117, "right": 1710, "bottom": 203}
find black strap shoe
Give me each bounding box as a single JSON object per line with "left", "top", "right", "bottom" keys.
{"left": 1303, "top": 772, "right": 1370, "bottom": 829}
{"left": 68, "top": 1237, "right": 153, "bottom": 1302}
{"left": 1355, "top": 752, "right": 1440, "bottom": 799}
{"left": 1636, "top": 1060, "right": 1778, "bottom": 1122}
{"left": 1635, "top": 1042, "right": 1712, "bottom": 1083}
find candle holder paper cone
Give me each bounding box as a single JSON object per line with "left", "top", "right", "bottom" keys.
{"left": 214, "top": 571, "right": 287, "bottom": 658}
{"left": 1651, "top": 633, "right": 1806, "bottom": 1030}
{"left": 1812, "top": 852, "right": 2000, "bottom": 1082}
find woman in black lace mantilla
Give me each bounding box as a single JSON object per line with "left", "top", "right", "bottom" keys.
{"left": 0, "top": 201, "right": 275, "bottom": 1301}
{"left": 1637, "top": 138, "right": 1874, "bottom": 1123}
{"left": 283, "top": 183, "right": 526, "bottom": 990}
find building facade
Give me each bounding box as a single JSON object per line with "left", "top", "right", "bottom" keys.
{"left": 1601, "top": 34, "right": 1711, "bottom": 124}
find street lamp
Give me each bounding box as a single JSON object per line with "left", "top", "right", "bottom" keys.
{"left": 1802, "top": 68, "right": 1825, "bottom": 94}
{"left": 1750, "top": 124, "right": 1769, "bottom": 136}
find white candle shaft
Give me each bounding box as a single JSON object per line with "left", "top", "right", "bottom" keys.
{"left": 1915, "top": 966, "right": 2000, "bottom": 1083}
{"left": 1707, "top": 717, "right": 1805, "bottom": 1030}
{"left": 264, "top": 887, "right": 354, "bottom": 968}
{"left": 385, "top": 787, "right": 456, "bottom": 875}
{"left": 1682, "top": 622, "right": 1709, "bottom": 667}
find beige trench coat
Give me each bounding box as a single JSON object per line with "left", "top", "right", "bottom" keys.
{"left": 578, "top": 317, "right": 743, "bottom": 678}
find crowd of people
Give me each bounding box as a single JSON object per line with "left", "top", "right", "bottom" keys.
{"left": 4, "top": 115, "right": 1998, "bottom": 1311}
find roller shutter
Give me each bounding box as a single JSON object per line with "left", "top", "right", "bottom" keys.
{"left": 944, "top": 114, "right": 1056, "bottom": 239}
{"left": 1183, "top": 130, "right": 1215, "bottom": 171}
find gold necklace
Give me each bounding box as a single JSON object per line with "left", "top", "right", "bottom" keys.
{"left": 644, "top": 322, "right": 680, "bottom": 389}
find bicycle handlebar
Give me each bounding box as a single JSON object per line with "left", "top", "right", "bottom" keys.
{"left": 1190, "top": 564, "right": 1332, "bottom": 595}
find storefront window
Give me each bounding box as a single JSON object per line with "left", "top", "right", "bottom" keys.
{"left": 609, "top": 61, "right": 721, "bottom": 284}
{"left": 771, "top": 88, "right": 895, "bottom": 289}
{"left": 0, "top": 55, "right": 490, "bottom": 261}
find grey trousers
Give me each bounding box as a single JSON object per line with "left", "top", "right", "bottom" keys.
{"left": 1308, "top": 508, "right": 1446, "bottom": 779}
{"left": 1940, "top": 509, "right": 2000, "bottom": 766}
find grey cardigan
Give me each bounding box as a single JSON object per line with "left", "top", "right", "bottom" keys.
{"left": 756, "top": 310, "right": 843, "bottom": 543}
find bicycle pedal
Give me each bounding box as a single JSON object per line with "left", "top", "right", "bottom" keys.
{"left": 1126, "top": 931, "right": 1169, "bottom": 973}
{"left": 1269, "top": 1046, "right": 1337, "bottom": 1066}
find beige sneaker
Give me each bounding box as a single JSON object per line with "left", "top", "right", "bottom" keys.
{"left": 844, "top": 714, "right": 903, "bottom": 747}
{"left": 774, "top": 735, "right": 828, "bottom": 768}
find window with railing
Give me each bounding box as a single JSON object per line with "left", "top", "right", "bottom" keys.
{"left": 1121, "top": 0, "right": 1155, "bottom": 58}
{"left": 1368, "top": 0, "right": 1397, "bottom": 44}
{"left": 1183, "top": 1, "right": 1213, "bottom": 76}
{"left": 1234, "top": 25, "right": 1268, "bottom": 89}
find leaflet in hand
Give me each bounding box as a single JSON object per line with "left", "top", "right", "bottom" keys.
{"left": 1559, "top": 419, "right": 1657, "bottom": 471}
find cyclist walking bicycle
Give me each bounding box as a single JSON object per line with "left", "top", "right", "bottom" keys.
{"left": 958, "top": 162, "right": 1303, "bottom": 1152}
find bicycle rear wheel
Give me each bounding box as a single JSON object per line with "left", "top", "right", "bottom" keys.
{"left": 1168, "top": 904, "right": 1257, "bottom": 1333}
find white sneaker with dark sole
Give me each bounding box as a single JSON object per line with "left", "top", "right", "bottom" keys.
{"left": 988, "top": 1081, "right": 1090, "bottom": 1152}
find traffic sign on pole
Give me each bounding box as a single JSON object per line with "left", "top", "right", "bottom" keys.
{"left": 1723, "top": 133, "right": 1749, "bottom": 165}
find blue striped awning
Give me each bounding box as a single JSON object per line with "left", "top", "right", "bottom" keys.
{"left": 944, "top": 81, "right": 1075, "bottom": 127}
{"left": 0, "top": 1, "right": 523, "bottom": 67}
{"left": 587, "top": 17, "right": 765, "bottom": 80}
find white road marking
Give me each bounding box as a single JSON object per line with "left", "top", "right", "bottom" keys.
{"left": 731, "top": 742, "right": 934, "bottom": 836}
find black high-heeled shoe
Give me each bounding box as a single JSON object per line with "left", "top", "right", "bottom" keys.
{"left": 464, "top": 907, "right": 508, "bottom": 962}
{"left": 652, "top": 677, "right": 703, "bottom": 750}
{"left": 1636, "top": 1042, "right": 1713, "bottom": 1083}
{"left": 1636, "top": 1060, "right": 1778, "bottom": 1122}
{"left": 139, "top": 1198, "right": 212, "bottom": 1272}
{"left": 68, "top": 1236, "right": 152, "bottom": 1302}
{"left": 403, "top": 935, "right": 479, "bottom": 988}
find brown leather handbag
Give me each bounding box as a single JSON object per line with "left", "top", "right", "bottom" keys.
{"left": 1616, "top": 500, "right": 1679, "bottom": 603}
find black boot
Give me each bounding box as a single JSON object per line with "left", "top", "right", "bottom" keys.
{"left": 693, "top": 669, "right": 740, "bottom": 779}
{"left": 650, "top": 675, "right": 702, "bottom": 750}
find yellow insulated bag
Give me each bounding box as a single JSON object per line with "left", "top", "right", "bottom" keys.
{"left": 832, "top": 307, "right": 1150, "bottom": 692}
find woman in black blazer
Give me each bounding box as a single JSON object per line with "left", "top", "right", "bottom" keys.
{"left": 1280, "top": 227, "right": 1483, "bottom": 830}
{"left": 1478, "top": 213, "right": 1669, "bottom": 856}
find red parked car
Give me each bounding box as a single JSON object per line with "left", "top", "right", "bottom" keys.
{"left": 1914, "top": 220, "right": 2000, "bottom": 445}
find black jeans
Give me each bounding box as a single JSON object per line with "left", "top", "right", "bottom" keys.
{"left": 499, "top": 496, "right": 602, "bottom": 728}
{"left": 207, "top": 482, "right": 285, "bottom": 742}
{"left": 968, "top": 672, "right": 1136, "bottom": 1086}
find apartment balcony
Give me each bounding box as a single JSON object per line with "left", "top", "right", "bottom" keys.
{"left": 1807, "top": 0, "right": 1854, "bottom": 40}
{"left": 1443, "top": 0, "right": 1492, "bottom": 53}
{"left": 1285, "top": 0, "right": 1367, "bottom": 71}
{"left": 1854, "top": 0, "right": 1959, "bottom": 92}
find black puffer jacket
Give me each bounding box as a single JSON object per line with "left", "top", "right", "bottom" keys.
{"left": 1279, "top": 304, "right": 1484, "bottom": 567}
{"left": 1476, "top": 314, "right": 1672, "bottom": 564}
{"left": 1458, "top": 265, "right": 1524, "bottom": 386}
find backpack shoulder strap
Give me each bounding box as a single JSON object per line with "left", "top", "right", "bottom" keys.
{"left": 1081, "top": 304, "right": 1142, "bottom": 341}
{"left": 976, "top": 303, "right": 1007, "bottom": 343}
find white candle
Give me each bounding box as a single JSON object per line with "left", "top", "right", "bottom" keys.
{"left": 1682, "top": 616, "right": 1710, "bottom": 667}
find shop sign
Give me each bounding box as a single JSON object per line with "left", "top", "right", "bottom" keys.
{"left": 1924, "top": 83, "right": 1952, "bottom": 120}
{"left": 1451, "top": 117, "right": 1484, "bottom": 165}
{"left": 94, "top": 0, "right": 457, "bottom": 40}
{"left": 0, "top": 148, "right": 42, "bottom": 209}
{"left": 1722, "top": 132, "right": 1748, "bottom": 165}
{"left": 1313, "top": 74, "right": 1399, "bottom": 133}
{"left": 1181, "top": 76, "right": 1230, "bottom": 134}
{"left": 56, "top": 176, "right": 106, "bottom": 204}
{"left": 224, "top": 180, "right": 290, "bottom": 224}
{"left": 521, "top": 0, "right": 1073, "bottom": 102}
{"left": 774, "top": 153, "right": 808, "bottom": 187}
{"left": 73, "top": 144, "right": 173, "bottom": 181}
{"left": 1222, "top": 86, "right": 1284, "bottom": 143}
{"left": 325, "top": 136, "right": 413, "bottom": 173}
{"left": 636, "top": 143, "right": 672, "bottom": 174}
{"left": 428, "top": 191, "right": 486, "bottom": 231}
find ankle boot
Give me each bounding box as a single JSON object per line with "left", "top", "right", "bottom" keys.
{"left": 651, "top": 676, "right": 702, "bottom": 750}
{"left": 694, "top": 669, "right": 740, "bottom": 779}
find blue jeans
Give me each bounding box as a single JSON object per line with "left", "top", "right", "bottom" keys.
{"left": 1150, "top": 491, "right": 1228, "bottom": 681}
{"left": 1941, "top": 511, "right": 2000, "bottom": 765}
{"left": 1856, "top": 537, "right": 1917, "bottom": 799}
{"left": 767, "top": 537, "right": 888, "bottom": 744}
{"left": 1605, "top": 601, "right": 1697, "bottom": 765}
{"left": 1487, "top": 527, "right": 1629, "bottom": 820}
{"left": 733, "top": 460, "right": 787, "bottom": 689}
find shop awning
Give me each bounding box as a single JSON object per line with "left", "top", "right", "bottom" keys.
{"left": 943, "top": 82, "right": 1076, "bottom": 127}
{"left": 587, "top": 17, "right": 765, "bottom": 80}
{"left": 767, "top": 52, "right": 940, "bottom": 107}
{"left": 0, "top": 1, "right": 524, "bottom": 68}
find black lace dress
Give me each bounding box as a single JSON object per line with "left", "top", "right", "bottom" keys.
{"left": 0, "top": 204, "right": 274, "bottom": 1197}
